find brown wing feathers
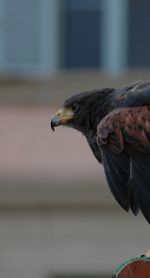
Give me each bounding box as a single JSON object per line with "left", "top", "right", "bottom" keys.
{"left": 97, "top": 106, "right": 150, "bottom": 222}
{"left": 97, "top": 106, "right": 150, "bottom": 154}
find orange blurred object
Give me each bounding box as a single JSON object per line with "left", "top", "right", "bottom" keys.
{"left": 116, "top": 259, "right": 150, "bottom": 278}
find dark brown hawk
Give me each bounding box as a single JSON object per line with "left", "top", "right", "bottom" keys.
{"left": 51, "top": 80, "right": 150, "bottom": 223}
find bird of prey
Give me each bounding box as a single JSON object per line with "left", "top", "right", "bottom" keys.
{"left": 51, "top": 80, "right": 150, "bottom": 223}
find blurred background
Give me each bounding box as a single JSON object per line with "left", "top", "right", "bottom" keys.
{"left": 1, "top": 0, "right": 150, "bottom": 277}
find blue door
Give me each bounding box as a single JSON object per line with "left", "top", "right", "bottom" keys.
{"left": 65, "top": 0, "right": 101, "bottom": 69}
{"left": 129, "top": 0, "right": 150, "bottom": 67}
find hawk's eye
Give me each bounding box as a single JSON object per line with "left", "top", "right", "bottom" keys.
{"left": 72, "top": 103, "right": 78, "bottom": 111}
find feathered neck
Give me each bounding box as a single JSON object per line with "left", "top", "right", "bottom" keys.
{"left": 82, "top": 88, "right": 114, "bottom": 136}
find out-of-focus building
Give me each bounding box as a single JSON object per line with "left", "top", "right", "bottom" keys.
{"left": 0, "top": 0, "right": 150, "bottom": 77}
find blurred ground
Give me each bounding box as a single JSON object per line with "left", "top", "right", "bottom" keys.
{"left": 1, "top": 71, "right": 150, "bottom": 278}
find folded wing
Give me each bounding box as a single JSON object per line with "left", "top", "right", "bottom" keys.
{"left": 97, "top": 106, "right": 150, "bottom": 222}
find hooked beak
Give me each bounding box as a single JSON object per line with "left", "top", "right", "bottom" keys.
{"left": 51, "top": 107, "right": 74, "bottom": 131}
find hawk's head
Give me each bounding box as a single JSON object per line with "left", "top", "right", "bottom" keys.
{"left": 51, "top": 89, "right": 112, "bottom": 134}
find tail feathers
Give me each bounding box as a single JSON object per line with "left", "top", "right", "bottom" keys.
{"left": 130, "top": 185, "right": 139, "bottom": 216}
{"left": 128, "top": 148, "right": 150, "bottom": 223}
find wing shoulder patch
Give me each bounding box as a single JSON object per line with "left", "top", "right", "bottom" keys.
{"left": 97, "top": 106, "right": 150, "bottom": 154}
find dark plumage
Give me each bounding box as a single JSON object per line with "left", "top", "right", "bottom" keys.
{"left": 51, "top": 80, "right": 150, "bottom": 223}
